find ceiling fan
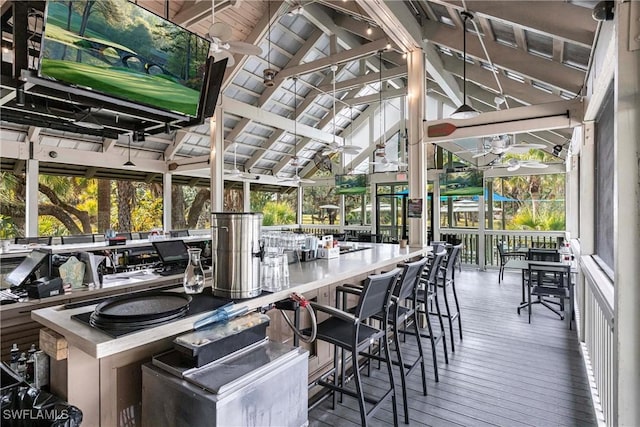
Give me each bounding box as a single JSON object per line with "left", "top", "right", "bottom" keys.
{"left": 225, "top": 143, "right": 256, "bottom": 179}
{"left": 208, "top": 0, "right": 262, "bottom": 67}
{"left": 321, "top": 65, "right": 361, "bottom": 156}
{"left": 472, "top": 135, "right": 545, "bottom": 158}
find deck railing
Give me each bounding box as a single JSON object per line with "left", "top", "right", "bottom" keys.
{"left": 440, "top": 229, "right": 566, "bottom": 266}
{"left": 580, "top": 255, "right": 614, "bottom": 426}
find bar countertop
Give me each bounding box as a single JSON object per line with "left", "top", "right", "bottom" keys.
{"left": 32, "top": 243, "right": 427, "bottom": 359}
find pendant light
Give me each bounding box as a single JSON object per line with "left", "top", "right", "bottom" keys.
{"left": 263, "top": 1, "right": 276, "bottom": 87}
{"left": 123, "top": 134, "right": 135, "bottom": 167}
{"left": 281, "top": 77, "right": 314, "bottom": 184}
{"left": 450, "top": 11, "right": 480, "bottom": 120}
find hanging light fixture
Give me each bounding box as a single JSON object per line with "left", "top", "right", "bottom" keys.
{"left": 280, "top": 77, "right": 315, "bottom": 184}
{"left": 450, "top": 11, "right": 480, "bottom": 120}
{"left": 123, "top": 134, "right": 135, "bottom": 167}
{"left": 263, "top": 1, "right": 276, "bottom": 87}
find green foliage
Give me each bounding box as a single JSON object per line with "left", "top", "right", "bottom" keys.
{"left": 0, "top": 215, "right": 18, "bottom": 239}
{"left": 262, "top": 201, "right": 296, "bottom": 226}
{"left": 509, "top": 205, "right": 566, "bottom": 231}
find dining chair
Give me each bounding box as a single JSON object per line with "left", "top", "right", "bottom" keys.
{"left": 309, "top": 268, "right": 401, "bottom": 427}
{"left": 527, "top": 248, "right": 560, "bottom": 262}
{"left": 169, "top": 230, "right": 190, "bottom": 237}
{"left": 497, "top": 241, "right": 526, "bottom": 283}
{"left": 521, "top": 263, "right": 572, "bottom": 328}
{"left": 61, "top": 234, "right": 95, "bottom": 244}
{"left": 14, "top": 236, "right": 52, "bottom": 245}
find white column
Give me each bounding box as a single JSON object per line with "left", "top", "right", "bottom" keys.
{"left": 614, "top": 2, "right": 640, "bottom": 424}
{"left": 297, "top": 187, "right": 303, "bottom": 227}
{"left": 432, "top": 171, "right": 441, "bottom": 242}
{"left": 162, "top": 173, "right": 172, "bottom": 232}
{"left": 478, "top": 177, "right": 486, "bottom": 269}
{"left": 243, "top": 180, "right": 251, "bottom": 212}
{"left": 407, "top": 49, "right": 427, "bottom": 247}
{"left": 579, "top": 122, "right": 595, "bottom": 254}
{"left": 25, "top": 159, "right": 39, "bottom": 236}
{"left": 210, "top": 108, "right": 224, "bottom": 213}
{"left": 369, "top": 115, "right": 377, "bottom": 231}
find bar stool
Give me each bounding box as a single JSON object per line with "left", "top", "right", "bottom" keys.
{"left": 438, "top": 244, "right": 463, "bottom": 352}
{"left": 414, "top": 250, "right": 449, "bottom": 380}
{"left": 377, "top": 257, "right": 430, "bottom": 424}
{"left": 309, "top": 269, "right": 401, "bottom": 427}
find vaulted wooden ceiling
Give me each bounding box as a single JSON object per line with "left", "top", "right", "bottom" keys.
{"left": 0, "top": 0, "right": 599, "bottom": 180}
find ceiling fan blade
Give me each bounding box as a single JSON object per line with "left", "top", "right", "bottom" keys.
{"left": 507, "top": 164, "right": 520, "bottom": 172}
{"left": 322, "top": 149, "right": 337, "bottom": 156}
{"left": 342, "top": 147, "right": 361, "bottom": 155}
{"left": 226, "top": 41, "right": 262, "bottom": 56}
{"left": 210, "top": 49, "right": 235, "bottom": 66}
{"left": 209, "top": 22, "right": 233, "bottom": 41}
{"left": 521, "top": 162, "right": 548, "bottom": 169}
{"left": 510, "top": 143, "right": 546, "bottom": 149}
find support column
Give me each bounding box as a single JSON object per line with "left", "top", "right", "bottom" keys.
{"left": 162, "top": 173, "right": 172, "bottom": 232}
{"left": 297, "top": 187, "right": 303, "bottom": 228}
{"left": 478, "top": 177, "right": 486, "bottom": 269}
{"left": 243, "top": 180, "right": 251, "bottom": 212}
{"left": 369, "top": 115, "right": 377, "bottom": 232}
{"left": 210, "top": 108, "right": 224, "bottom": 213}
{"left": 614, "top": 3, "right": 640, "bottom": 424}
{"left": 25, "top": 159, "right": 39, "bottom": 236}
{"left": 407, "top": 49, "right": 427, "bottom": 247}
{"left": 432, "top": 171, "right": 440, "bottom": 243}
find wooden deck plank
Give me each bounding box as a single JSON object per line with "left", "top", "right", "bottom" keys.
{"left": 308, "top": 269, "right": 597, "bottom": 426}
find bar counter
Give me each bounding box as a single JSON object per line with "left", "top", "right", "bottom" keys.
{"left": 32, "top": 243, "right": 424, "bottom": 358}
{"left": 31, "top": 243, "right": 427, "bottom": 426}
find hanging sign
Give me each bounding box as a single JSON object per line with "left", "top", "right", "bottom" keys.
{"left": 408, "top": 198, "right": 423, "bottom": 218}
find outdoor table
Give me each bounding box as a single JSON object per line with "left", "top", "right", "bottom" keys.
{"left": 503, "top": 259, "right": 577, "bottom": 309}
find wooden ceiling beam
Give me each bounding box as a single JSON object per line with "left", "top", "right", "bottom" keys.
{"left": 440, "top": 55, "right": 562, "bottom": 106}
{"left": 356, "top": 0, "right": 464, "bottom": 106}
{"left": 275, "top": 38, "right": 388, "bottom": 82}
{"left": 424, "top": 20, "right": 584, "bottom": 94}
{"left": 225, "top": 29, "right": 324, "bottom": 143}
{"left": 172, "top": 0, "right": 235, "bottom": 27}
{"left": 425, "top": 0, "right": 596, "bottom": 48}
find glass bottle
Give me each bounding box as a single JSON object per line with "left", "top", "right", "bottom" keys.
{"left": 9, "top": 344, "right": 19, "bottom": 372}
{"left": 183, "top": 248, "right": 205, "bottom": 294}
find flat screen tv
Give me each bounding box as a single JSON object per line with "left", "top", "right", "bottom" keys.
{"left": 152, "top": 240, "right": 189, "bottom": 266}
{"left": 335, "top": 174, "right": 368, "bottom": 195}
{"left": 39, "top": 0, "right": 211, "bottom": 118}
{"left": 440, "top": 170, "right": 484, "bottom": 196}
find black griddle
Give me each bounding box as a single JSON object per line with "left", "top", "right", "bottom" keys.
{"left": 72, "top": 288, "right": 231, "bottom": 338}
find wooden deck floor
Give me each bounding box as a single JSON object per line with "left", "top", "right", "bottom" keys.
{"left": 308, "top": 268, "right": 597, "bottom": 427}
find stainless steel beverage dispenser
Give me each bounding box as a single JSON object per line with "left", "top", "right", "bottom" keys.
{"left": 211, "top": 213, "right": 263, "bottom": 299}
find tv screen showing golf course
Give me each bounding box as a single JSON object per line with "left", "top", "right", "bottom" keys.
{"left": 335, "top": 174, "right": 368, "bottom": 195}
{"left": 39, "top": 0, "right": 211, "bottom": 117}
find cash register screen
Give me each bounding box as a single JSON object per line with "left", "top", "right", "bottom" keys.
{"left": 6, "top": 249, "right": 49, "bottom": 287}
{"left": 152, "top": 240, "right": 189, "bottom": 266}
